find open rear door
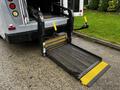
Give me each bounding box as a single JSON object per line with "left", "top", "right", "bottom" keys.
{"left": 19, "top": 0, "right": 29, "bottom": 24}
{"left": 64, "top": 0, "right": 83, "bottom": 16}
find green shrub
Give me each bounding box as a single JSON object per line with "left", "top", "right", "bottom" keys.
{"left": 107, "top": 0, "right": 118, "bottom": 11}
{"left": 84, "top": 0, "right": 88, "bottom": 5}
{"left": 98, "top": 0, "right": 109, "bottom": 11}
{"left": 116, "top": 0, "right": 120, "bottom": 11}
{"left": 88, "top": 0, "right": 100, "bottom": 10}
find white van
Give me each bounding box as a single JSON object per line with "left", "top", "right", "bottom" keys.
{"left": 0, "top": 0, "right": 83, "bottom": 43}
{"left": 63, "top": 0, "right": 84, "bottom": 16}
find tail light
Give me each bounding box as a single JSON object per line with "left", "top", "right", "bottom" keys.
{"left": 9, "top": 3, "right": 16, "bottom": 9}
{"left": 12, "top": 11, "right": 19, "bottom": 17}
{"left": 8, "top": 24, "right": 16, "bottom": 31}
{"left": 8, "top": 1, "right": 19, "bottom": 17}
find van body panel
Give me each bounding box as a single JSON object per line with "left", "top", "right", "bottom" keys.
{"left": 63, "top": 0, "right": 84, "bottom": 16}
{"left": 5, "top": 0, "right": 24, "bottom": 25}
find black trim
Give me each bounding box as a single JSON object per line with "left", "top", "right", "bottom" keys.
{"left": 53, "top": 4, "right": 74, "bottom": 43}
{"left": 5, "top": 30, "right": 38, "bottom": 43}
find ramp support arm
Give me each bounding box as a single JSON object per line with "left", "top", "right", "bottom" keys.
{"left": 52, "top": 4, "right": 74, "bottom": 43}
{"left": 29, "top": 7, "right": 45, "bottom": 56}
{"left": 37, "top": 8, "right": 45, "bottom": 56}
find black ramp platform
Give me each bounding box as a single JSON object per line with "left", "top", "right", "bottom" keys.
{"left": 47, "top": 44, "right": 102, "bottom": 79}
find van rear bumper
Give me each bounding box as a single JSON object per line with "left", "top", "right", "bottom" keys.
{"left": 5, "top": 30, "right": 38, "bottom": 43}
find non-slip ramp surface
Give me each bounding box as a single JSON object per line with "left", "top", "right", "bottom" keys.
{"left": 47, "top": 44, "right": 110, "bottom": 87}
{"left": 80, "top": 61, "right": 110, "bottom": 87}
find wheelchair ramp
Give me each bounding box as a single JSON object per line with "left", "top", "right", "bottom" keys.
{"left": 47, "top": 44, "right": 110, "bottom": 87}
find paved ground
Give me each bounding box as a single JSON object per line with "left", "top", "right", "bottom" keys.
{"left": 0, "top": 36, "right": 120, "bottom": 90}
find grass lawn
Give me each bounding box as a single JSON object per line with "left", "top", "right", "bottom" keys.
{"left": 74, "top": 10, "right": 120, "bottom": 45}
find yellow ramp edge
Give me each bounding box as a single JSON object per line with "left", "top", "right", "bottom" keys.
{"left": 80, "top": 61, "right": 110, "bottom": 87}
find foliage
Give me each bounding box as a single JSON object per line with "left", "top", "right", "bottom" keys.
{"left": 116, "top": 0, "right": 120, "bottom": 11}
{"left": 88, "top": 0, "right": 100, "bottom": 10}
{"left": 74, "top": 10, "right": 120, "bottom": 44}
{"left": 107, "top": 0, "right": 118, "bottom": 11}
{"left": 98, "top": 0, "right": 109, "bottom": 11}
{"left": 84, "top": 0, "right": 88, "bottom": 5}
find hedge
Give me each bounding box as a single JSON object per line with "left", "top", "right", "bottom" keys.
{"left": 84, "top": 0, "right": 88, "bottom": 5}
{"left": 116, "top": 0, "right": 120, "bottom": 11}
{"left": 88, "top": 0, "right": 100, "bottom": 10}
{"left": 107, "top": 0, "right": 118, "bottom": 11}
{"left": 98, "top": 0, "right": 109, "bottom": 11}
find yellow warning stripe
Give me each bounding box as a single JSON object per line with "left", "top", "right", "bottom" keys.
{"left": 84, "top": 16, "right": 88, "bottom": 23}
{"left": 80, "top": 61, "right": 108, "bottom": 86}
{"left": 48, "top": 42, "right": 67, "bottom": 51}
{"left": 44, "top": 38, "right": 66, "bottom": 48}
{"left": 44, "top": 35, "right": 67, "bottom": 45}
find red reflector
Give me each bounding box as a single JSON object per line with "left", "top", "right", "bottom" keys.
{"left": 80, "top": 10, "right": 82, "bottom": 12}
{"left": 8, "top": 0, "right": 13, "bottom": 2}
{"left": 9, "top": 3, "right": 16, "bottom": 9}
{"left": 8, "top": 24, "right": 16, "bottom": 31}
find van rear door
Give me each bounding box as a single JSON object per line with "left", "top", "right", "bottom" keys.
{"left": 19, "top": 0, "right": 29, "bottom": 24}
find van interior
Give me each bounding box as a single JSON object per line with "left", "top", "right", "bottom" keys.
{"left": 26, "top": 0, "right": 61, "bottom": 19}
{"left": 26, "top": 0, "right": 70, "bottom": 30}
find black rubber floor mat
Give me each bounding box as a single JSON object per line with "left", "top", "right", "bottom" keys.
{"left": 47, "top": 44, "right": 102, "bottom": 79}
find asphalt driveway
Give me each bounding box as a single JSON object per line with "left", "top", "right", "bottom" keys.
{"left": 0, "top": 36, "right": 119, "bottom": 90}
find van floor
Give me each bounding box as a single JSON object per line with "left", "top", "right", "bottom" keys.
{"left": 29, "top": 14, "right": 61, "bottom": 20}
{"left": 29, "top": 14, "right": 55, "bottom": 21}
{"left": 43, "top": 14, "right": 56, "bottom": 19}
{"left": 29, "top": 14, "right": 68, "bottom": 28}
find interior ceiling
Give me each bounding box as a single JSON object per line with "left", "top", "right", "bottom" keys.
{"left": 27, "top": 0, "right": 60, "bottom": 12}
